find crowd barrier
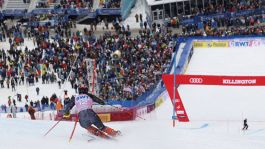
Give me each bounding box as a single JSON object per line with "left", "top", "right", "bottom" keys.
{"left": 0, "top": 8, "right": 121, "bottom": 18}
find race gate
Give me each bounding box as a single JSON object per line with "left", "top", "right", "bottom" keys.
{"left": 162, "top": 74, "right": 265, "bottom": 123}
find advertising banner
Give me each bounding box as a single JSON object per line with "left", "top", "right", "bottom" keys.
{"left": 229, "top": 39, "right": 262, "bottom": 47}
{"left": 98, "top": 114, "right": 111, "bottom": 122}
{"left": 164, "top": 74, "right": 265, "bottom": 86}
{"left": 193, "top": 41, "right": 229, "bottom": 48}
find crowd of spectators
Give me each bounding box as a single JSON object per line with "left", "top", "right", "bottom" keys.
{"left": 180, "top": 13, "right": 265, "bottom": 36}
{"left": 99, "top": 0, "right": 120, "bottom": 8}
{"left": 36, "top": 0, "right": 50, "bottom": 8}
{"left": 0, "top": 12, "right": 173, "bottom": 113}
{"left": 35, "top": 0, "right": 121, "bottom": 10}
{"left": 55, "top": 0, "right": 93, "bottom": 9}
{"left": 35, "top": 0, "right": 93, "bottom": 9}
{"left": 190, "top": 0, "right": 264, "bottom": 16}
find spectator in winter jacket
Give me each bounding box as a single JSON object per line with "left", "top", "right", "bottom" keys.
{"left": 36, "top": 87, "right": 40, "bottom": 95}
{"left": 25, "top": 95, "right": 29, "bottom": 102}
{"left": 8, "top": 97, "right": 12, "bottom": 107}
{"left": 56, "top": 100, "right": 63, "bottom": 114}
{"left": 28, "top": 105, "right": 36, "bottom": 120}
{"left": 25, "top": 103, "right": 29, "bottom": 112}
{"left": 74, "top": 83, "right": 78, "bottom": 93}
{"left": 58, "top": 80, "right": 61, "bottom": 89}
{"left": 10, "top": 104, "right": 16, "bottom": 118}
{"left": 11, "top": 78, "right": 15, "bottom": 91}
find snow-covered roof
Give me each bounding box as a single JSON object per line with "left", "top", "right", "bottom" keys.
{"left": 146, "top": 0, "right": 188, "bottom": 6}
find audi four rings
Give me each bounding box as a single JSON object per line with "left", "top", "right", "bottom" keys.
{"left": 189, "top": 78, "right": 203, "bottom": 83}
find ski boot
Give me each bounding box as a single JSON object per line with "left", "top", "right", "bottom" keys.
{"left": 102, "top": 127, "right": 121, "bottom": 137}
{"left": 87, "top": 126, "right": 110, "bottom": 139}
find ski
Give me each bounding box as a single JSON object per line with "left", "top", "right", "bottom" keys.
{"left": 83, "top": 129, "right": 121, "bottom": 142}
{"left": 82, "top": 134, "right": 97, "bottom": 142}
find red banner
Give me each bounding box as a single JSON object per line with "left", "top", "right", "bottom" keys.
{"left": 175, "top": 75, "right": 265, "bottom": 86}
{"left": 162, "top": 74, "right": 265, "bottom": 123}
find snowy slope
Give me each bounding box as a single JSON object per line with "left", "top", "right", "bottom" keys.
{"left": 1, "top": 42, "right": 265, "bottom": 149}
{"left": 179, "top": 47, "right": 265, "bottom": 121}
{"left": 1, "top": 92, "right": 265, "bottom": 149}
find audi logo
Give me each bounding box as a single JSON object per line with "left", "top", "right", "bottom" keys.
{"left": 189, "top": 78, "right": 203, "bottom": 84}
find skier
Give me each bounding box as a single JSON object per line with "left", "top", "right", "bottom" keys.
{"left": 63, "top": 85, "right": 120, "bottom": 138}
{"left": 242, "top": 118, "right": 248, "bottom": 130}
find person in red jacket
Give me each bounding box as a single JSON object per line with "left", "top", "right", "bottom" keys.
{"left": 28, "top": 104, "right": 36, "bottom": 120}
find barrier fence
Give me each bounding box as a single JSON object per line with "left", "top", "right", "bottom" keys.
{"left": 0, "top": 8, "right": 121, "bottom": 17}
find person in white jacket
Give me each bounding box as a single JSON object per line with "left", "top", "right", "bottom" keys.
{"left": 10, "top": 104, "right": 16, "bottom": 118}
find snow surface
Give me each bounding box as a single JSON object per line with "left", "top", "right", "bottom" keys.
{"left": 122, "top": 0, "right": 147, "bottom": 29}
{"left": 1, "top": 43, "right": 265, "bottom": 149}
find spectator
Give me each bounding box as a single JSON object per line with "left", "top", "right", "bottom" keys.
{"left": 74, "top": 83, "right": 78, "bottom": 93}
{"left": 10, "top": 104, "right": 16, "bottom": 118}
{"left": 36, "top": 87, "right": 40, "bottom": 95}
{"left": 28, "top": 105, "right": 36, "bottom": 120}
{"left": 8, "top": 97, "right": 12, "bottom": 107}
{"left": 56, "top": 100, "right": 63, "bottom": 114}
{"left": 135, "top": 14, "right": 139, "bottom": 23}
{"left": 25, "top": 95, "right": 29, "bottom": 102}
{"left": 25, "top": 103, "right": 29, "bottom": 112}
{"left": 140, "top": 13, "right": 143, "bottom": 22}
{"left": 11, "top": 78, "right": 15, "bottom": 91}
{"left": 58, "top": 80, "right": 61, "bottom": 89}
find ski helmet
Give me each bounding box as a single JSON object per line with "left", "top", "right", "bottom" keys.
{"left": 78, "top": 85, "right": 88, "bottom": 94}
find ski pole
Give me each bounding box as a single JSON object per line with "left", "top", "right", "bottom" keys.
{"left": 68, "top": 117, "right": 78, "bottom": 143}
{"left": 44, "top": 117, "right": 63, "bottom": 136}
{"left": 109, "top": 105, "right": 146, "bottom": 120}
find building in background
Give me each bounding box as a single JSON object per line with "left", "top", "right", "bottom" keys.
{"left": 146, "top": 0, "right": 225, "bottom": 24}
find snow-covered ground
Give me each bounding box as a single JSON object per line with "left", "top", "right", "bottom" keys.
{"left": 1, "top": 43, "right": 265, "bottom": 149}
{"left": 1, "top": 91, "right": 265, "bottom": 149}
{"left": 122, "top": 0, "right": 147, "bottom": 29}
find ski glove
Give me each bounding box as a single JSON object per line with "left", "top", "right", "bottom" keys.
{"left": 63, "top": 112, "right": 71, "bottom": 119}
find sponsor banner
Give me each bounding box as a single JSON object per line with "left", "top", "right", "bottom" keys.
{"left": 173, "top": 74, "right": 265, "bottom": 86}
{"left": 163, "top": 74, "right": 265, "bottom": 86}
{"left": 229, "top": 39, "right": 262, "bottom": 47}
{"left": 193, "top": 41, "right": 229, "bottom": 48}
{"left": 136, "top": 107, "right": 147, "bottom": 117}
{"left": 147, "top": 104, "right": 155, "bottom": 113}
{"left": 155, "top": 97, "right": 164, "bottom": 107}
{"left": 98, "top": 114, "right": 111, "bottom": 122}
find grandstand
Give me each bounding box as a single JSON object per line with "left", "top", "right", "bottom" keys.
{"left": 4, "top": 0, "right": 30, "bottom": 10}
